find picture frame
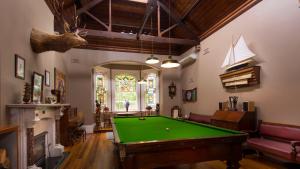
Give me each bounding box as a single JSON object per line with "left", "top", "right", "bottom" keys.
{"left": 45, "top": 70, "right": 50, "bottom": 87}
{"left": 54, "top": 68, "right": 66, "bottom": 103}
{"left": 168, "top": 82, "right": 176, "bottom": 99}
{"left": 182, "top": 88, "right": 197, "bottom": 102}
{"left": 15, "top": 54, "right": 25, "bottom": 80}
{"left": 32, "top": 72, "right": 44, "bottom": 104}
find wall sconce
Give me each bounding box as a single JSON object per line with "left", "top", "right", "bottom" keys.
{"left": 168, "top": 82, "right": 176, "bottom": 99}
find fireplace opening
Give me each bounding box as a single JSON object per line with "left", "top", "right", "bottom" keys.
{"left": 33, "top": 132, "right": 47, "bottom": 167}
{"left": 32, "top": 132, "right": 68, "bottom": 169}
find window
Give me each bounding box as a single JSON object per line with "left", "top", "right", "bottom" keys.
{"left": 95, "top": 74, "right": 107, "bottom": 106}
{"left": 93, "top": 68, "right": 159, "bottom": 112}
{"left": 145, "top": 73, "right": 157, "bottom": 108}
{"left": 114, "top": 74, "right": 138, "bottom": 111}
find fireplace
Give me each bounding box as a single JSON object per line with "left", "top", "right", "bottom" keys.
{"left": 29, "top": 131, "right": 68, "bottom": 169}
{"left": 7, "top": 104, "right": 70, "bottom": 169}
{"left": 33, "top": 132, "right": 48, "bottom": 167}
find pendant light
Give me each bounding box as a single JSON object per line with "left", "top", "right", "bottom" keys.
{"left": 138, "top": 67, "right": 147, "bottom": 84}
{"left": 145, "top": 15, "right": 159, "bottom": 64}
{"left": 161, "top": 0, "right": 180, "bottom": 69}
{"left": 161, "top": 56, "right": 180, "bottom": 68}
{"left": 138, "top": 41, "right": 147, "bottom": 85}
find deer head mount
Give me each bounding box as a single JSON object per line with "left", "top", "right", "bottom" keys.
{"left": 30, "top": 0, "right": 88, "bottom": 53}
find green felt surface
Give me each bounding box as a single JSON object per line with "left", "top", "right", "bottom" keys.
{"left": 113, "top": 116, "right": 241, "bottom": 143}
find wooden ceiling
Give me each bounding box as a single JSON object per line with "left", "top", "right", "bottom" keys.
{"left": 57, "top": 0, "right": 261, "bottom": 55}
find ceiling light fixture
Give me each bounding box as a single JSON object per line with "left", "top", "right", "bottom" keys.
{"left": 128, "top": 0, "right": 148, "bottom": 3}
{"left": 138, "top": 79, "right": 147, "bottom": 84}
{"left": 146, "top": 14, "right": 159, "bottom": 65}
{"left": 161, "top": 56, "right": 180, "bottom": 68}
{"left": 138, "top": 66, "right": 147, "bottom": 85}
{"left": 139, "top": 39, "right": 147, "bottom": 84}
{"left": 146, "top": 54, "right": 159, "bottom": 64}
{"left": 161, "top": 0, "right": 180, "bottom": 69}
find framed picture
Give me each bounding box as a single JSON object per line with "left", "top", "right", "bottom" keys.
{"left": 45, "top": 70, "right": 50, "bottom": 87}
{"left": 32, "top": 72, "right": 44, "bottom": 103}
{"left": 182, "top": 88, "right": 197, "bottom": 102}
{"left": 15, "top": 54, "right": 25, "bottom": 80}
{"left": 54, "top": 68, "right": 66, "bottom": 103}
{"left": 168, "top": 82, "right": 176, "bottom": 99}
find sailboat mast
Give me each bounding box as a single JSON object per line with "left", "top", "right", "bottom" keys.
{"left": 232, "top": 35, "right": 235, "bottom": 64}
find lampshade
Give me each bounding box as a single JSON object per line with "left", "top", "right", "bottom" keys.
{"left": 161, "top": 56, "right": 180, "bottom": 68}
{"left": 145, "top": 55, "right": 159, "bottom": 64}
{"left": 138, "top": 79, "right": 147, "bottom": 84}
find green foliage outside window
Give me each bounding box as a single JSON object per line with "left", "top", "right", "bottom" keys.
{"left": 115, "top": 74, "right": 137, "bottom": 111}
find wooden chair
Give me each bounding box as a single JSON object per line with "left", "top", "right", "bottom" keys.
{"left": 171, "top": 106, "right": 182, "bottom": 118}
{"left": 103, "top": 111, "right": 112, "bottom": 128}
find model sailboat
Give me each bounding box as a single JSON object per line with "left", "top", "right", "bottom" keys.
{"left": 221, "top": 36, "right": 256, "bottom": 71}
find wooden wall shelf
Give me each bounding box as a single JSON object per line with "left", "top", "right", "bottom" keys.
{"left": 220, "top": 66, "right": 260, "bottom": 89}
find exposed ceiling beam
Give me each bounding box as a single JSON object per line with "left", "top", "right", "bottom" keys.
{"left": 87, "top": 22, "right": 157, "bottom": 32}
{"left": 157, "top": 1, "right": 161, "bottom": 36}
{"left": 160, "top": 23, "right": 179, "bottom": 36}
{"left": 85, "top": 11, "right": 109, "bottom": 30}
{"left": 78, "top": 0, "right": 105, "bottom": 15}
{"left": 181, "top": 0, "right": 201, "bottom": 20}
{"left": 82, "top": 29, "right": 199, "bottom": 46}
{"left": 137, "top": 0, "right": 157, "bottom": 39}
{"left": 157, "top": 1, "right": 199, "bottom": 40}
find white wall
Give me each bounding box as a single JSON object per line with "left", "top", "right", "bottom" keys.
{"left": 0, "top": 0, "right": 68, "bottom": 124}
{"left": 181, "top": 0, "right": 300, "bottom": 125}
{"left": 64, "top": 49, "right": 182, "bottom": 124}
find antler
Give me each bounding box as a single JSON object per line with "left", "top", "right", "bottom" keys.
{"left": 44, "top": 0, "right": 71, "bottom": 32}
{"left": 43, "top": 0, "right": 88, "bottom": 36}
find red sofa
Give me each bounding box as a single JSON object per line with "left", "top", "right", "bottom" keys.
{"left": 247, "top": 121, "right": 300, "bottom": 163}
{"left": 188, "top": 113, "right": 211, "bottom": 124}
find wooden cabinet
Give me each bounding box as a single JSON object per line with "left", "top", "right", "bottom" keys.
{"left": 60, "top": 107, "right": 84, "bottom": 146}
{"left": 211, "top": 110, "right": 257, "bottom": 131}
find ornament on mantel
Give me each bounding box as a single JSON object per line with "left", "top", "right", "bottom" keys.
{"left": 23, "top": 83, "right": 32, "bottom": 104}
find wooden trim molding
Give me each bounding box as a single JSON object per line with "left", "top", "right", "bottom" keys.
{"left": 199, "top": 0, "right": 262, "bottom": 41}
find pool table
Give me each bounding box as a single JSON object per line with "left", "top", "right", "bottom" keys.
{"left": 112, "top": 116, "right": 248, "bottom": 169}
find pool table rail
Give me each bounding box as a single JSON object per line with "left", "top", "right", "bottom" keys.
{"left": 111, "top": 116, "right": 248, "bottom": 169}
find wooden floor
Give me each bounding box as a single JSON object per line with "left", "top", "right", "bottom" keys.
{"left": 60, "top": 133, "right": 287, "bottom": 169}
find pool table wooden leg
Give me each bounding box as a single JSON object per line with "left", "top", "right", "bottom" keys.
{"left": 227, "top": 160, "right": 240, "bottom": 169}
{"left": 122, "top": 155, "right": 138, "bottom": 169}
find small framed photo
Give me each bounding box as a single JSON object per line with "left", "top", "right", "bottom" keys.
{"left": 182, "top": 88, "right": 197, "bottom": 103}
{"left": 15, "top": 54, "right": 25, "bottom": 80}
{"left": 32, "top": 72, "right": 44, "bottom": 104}
{"left": 45, "top": 70, "right": 50, "bottom": 87}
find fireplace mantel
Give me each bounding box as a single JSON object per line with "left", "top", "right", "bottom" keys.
{"left": 7, "top": 104, "right": 70, "bottom": 109}
{"left": 6, "top": 104, "right": 70, "bottom": 169}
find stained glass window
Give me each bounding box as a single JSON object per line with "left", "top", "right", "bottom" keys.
{"left": 145, "top": 73, "right": 157, "bottom": 108}
{"left": 115, "top": 74, "right": 138, "bottom": 111}
{"left": 95, "top": 74, "right": 107, "bottom": 106}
